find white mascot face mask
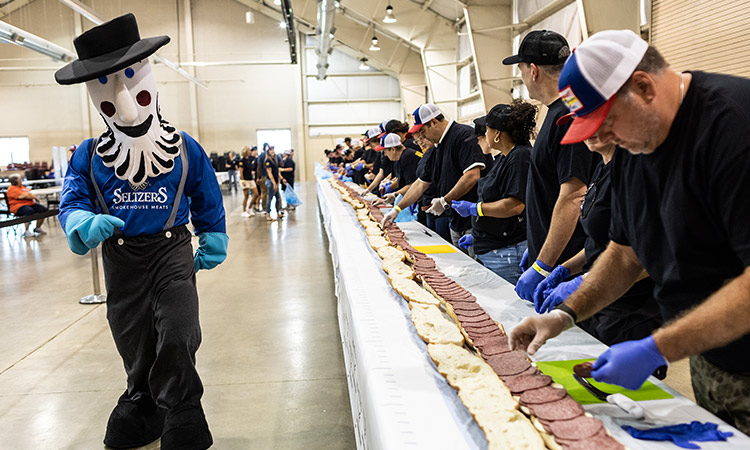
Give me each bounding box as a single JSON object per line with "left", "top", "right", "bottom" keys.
{"left": 86, "top": 59, "right": 182, "bottom": 190}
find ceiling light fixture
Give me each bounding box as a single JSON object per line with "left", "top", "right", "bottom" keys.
{"left": 279, "top": 21, "right": 288, "bottom": 29}
{"left": 369, "top": 35, "right": 380, "bottom": 51}
{"left": 274, "top": 0, "right": 281, "bottom": 5}
{"left": 245, "top": 11, "right": 255, "bottom": 24}
{"left": 383, "top": 4, "right": 397, "bottom": 23}
{"left": 359, "top": 57, "right": 370, "bottom": 71}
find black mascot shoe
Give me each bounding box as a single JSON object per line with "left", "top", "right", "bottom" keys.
{"left": 103, "top": 395, "right": 166, "bottom": 449}
{"left": 160, "top": 403, "right": 213, "bottom": 450}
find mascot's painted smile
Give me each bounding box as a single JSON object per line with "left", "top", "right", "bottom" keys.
{"left": 114, "top": 114, "right": 154, "bottom": 138}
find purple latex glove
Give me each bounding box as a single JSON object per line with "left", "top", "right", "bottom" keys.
{"left": 591, "top": 335, "right": 668, "bottom": 390}
{"left": 539, "top": 274, "right": 582, "bottom": 314}
{"left": 622, "top": 421, "right": 733, "bottom": 449}
{"left": 451, "top": 200, "right": 478, "bottom": 217}
{"left": 532, "top": 265, "right": 570, "bottom": 312}
{"left": 458, "top": 234, "right": 474, "bottom": 249}
{"left": 515, "top": 259, "right": 552, "bottom": 302}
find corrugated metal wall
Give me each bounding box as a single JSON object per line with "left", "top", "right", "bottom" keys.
{"left": 651, "top": 0, "right": 750, "bottom": 77}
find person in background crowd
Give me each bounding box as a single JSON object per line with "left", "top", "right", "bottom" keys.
{"left": 412, "top": 132, "right": 445, "bottom": 237}
{"left": 225, "top": 151, "right": 238, "bottom": 193}
{"left": 502, "top": 30, "right": 599, "bottom": 301}
{"left": 280, "top": 149, "right": 296, "bottom": 191}
{"left": 264, "top": 147, "right": 284, "bottom": 221}
{"left": 452, "top": 100, "right": 536, "bottom": 284}
{"left": 6, "top": 173, "right": 48, "bottom": 237}
{"left": 256, "top": 144, "right": 269, "bottom": 215}
{"left": 372, "top": 133, "right": 421, "bottom": 206}
{"left": 344, "top": 137, "right": 352, "bottom": 151}
{"left": 358, "top": 127, "right": 385, "bottom": 188}
{"left": 382, "top": 104, "right": 486, "bottom": 257}
{"left": 239, "top": 146, "right": 258, "bottom": 217}
{"left": 508, "top": 30, "right": 750, "bottom": 432}
{"left": 531, "top": 134, "right": 665, "bottom": 361}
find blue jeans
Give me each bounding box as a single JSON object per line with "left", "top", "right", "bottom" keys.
{"left": 265, "top": 179, "right": 281, "bottom": 214}
{"left": 477, "top": 240, "right": 527, "bottom": 285}
{"left": 425, "top": 214, "right": 451, "bottom": 243}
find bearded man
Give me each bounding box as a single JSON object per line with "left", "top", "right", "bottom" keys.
{"left": 55, "top": 14, "right": 226, "bottom": 450}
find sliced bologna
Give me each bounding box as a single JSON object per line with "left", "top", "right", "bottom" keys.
{"left": 562, "top": 432, "right": 625, "bottom": 450}
{"left": 504, "top": 374, "right": 553, "bottom": 394}
{"left": 456, "top": 313, "right": 493, "bottom": 323}
{"left": 478, "top": 342, "right": 511, "bottom": 356}
{"left": 484, "top": 352, "right": 532, "bottom": 376}
{"left": 519, "top": 386, "right": 568, "bottom": 405}
{"left": 531, "top": 395, "right": 584, "bottom": 421}
{"left": 549, "top": 415, "right": 603, "bottom": 441}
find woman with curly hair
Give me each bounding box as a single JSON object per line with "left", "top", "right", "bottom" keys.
{"left": 451, "top": 99, "right": 537, "bottom": 283}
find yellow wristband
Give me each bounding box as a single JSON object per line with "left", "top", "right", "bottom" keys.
{"left": 394, "top": 205, "right": 402, "bottom": 213}
{"left": 476, "top": 202, "right": 484, "bottom": 217}
{"left": 532, "top": 262, "right": 550, "bottom": 277}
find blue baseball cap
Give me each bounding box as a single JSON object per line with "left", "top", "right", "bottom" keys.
{"left": 408, "top": 104, "right": 441, "bottom": 134}
{"left": 558, "top": 30, "right": 648, "bottom": 144}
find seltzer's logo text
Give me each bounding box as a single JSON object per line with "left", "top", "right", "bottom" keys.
{"left": 112, "top": 187, "right": 169, "bottom": 210}
{"left": 560, "top": 86, "right": 583, "bottom": 112}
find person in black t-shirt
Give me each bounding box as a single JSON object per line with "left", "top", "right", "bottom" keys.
{"left": 225, "top": 151, "right": 239, "bottom": 193}
{"left": 372, "top": 133, "right": 422, "bottom": 206}
{"left": 263, "top": 147, "right": 283, "bottom": 221}
{"left": 280, "top": 149, "right": 296, "bottom": 190}
{"left": 382, "top": 104, "right": 486, "bottom": 256}
{"left": 532, "top": 137, "right": 664, "bottom": 356}
{"left": 239, "top": 146, "right": 259, "bottom": 217}
{"left": 451, "top": 100, "right": 536, "bottom": 284}
{"left": 502, "top": 30, "right": 599, "bottom": 301}
{"left": 509, "top": 31, "right": 750, "bottom": 432}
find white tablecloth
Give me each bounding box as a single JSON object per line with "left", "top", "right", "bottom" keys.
{"left": 317, "top": 176, "right": 750, "bottom": 450}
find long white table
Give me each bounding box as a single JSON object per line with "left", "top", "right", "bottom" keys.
{"left": 317, "top": 175, "right": 750, "bottom": 450}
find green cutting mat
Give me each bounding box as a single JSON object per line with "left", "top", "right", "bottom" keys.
{"left": 535, "top": 358, "right": 673, "bottom": 405}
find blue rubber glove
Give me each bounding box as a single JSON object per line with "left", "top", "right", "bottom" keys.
{"left": 383, "top": 184, "right": 394, "bottom": 194}
{"left": 451, "top": 200, "right": 478, "bottom": 217}
{"left": 539, "top": 275, "right": 582, "bottom": 313}
{"left": 515, "top": 259, "right": 552, "bottom": 302}
{"left": 64, "top": 210, "right": 124, "bottom": 255}
{"left": 354, "top": 162, "right": 365, "bottom": 171}
{"left": 532, "top": 265, "right": 570, "bottom": 312}
{"left": 622, "top": 421, "right": 733, "bottom": 449}
{"left": 194, "top": 232, "right": 229, "bottom": 273}
{"left": 345, "top": 163, "right": 351, "bottom": 170}
{"left": 458, "top": 234, "right": 474, "bottom": 249}
{"left": 591, "top": 335, "right": 668, "bottom": 390}
{"left": 346, "top": 169, "right": 354, "bottom": 176}
{"left": 519, "top": 248, "right": 529, "bottom": 271}
{"left": 342, "top": 176, "right": 353, "bottom": 182}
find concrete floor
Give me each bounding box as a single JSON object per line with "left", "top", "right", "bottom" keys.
{"left": 0, "top": 180, "right": 697, "bottom": 450}
{"left": 0, "top": 182, "right": 356, "bottom": 450}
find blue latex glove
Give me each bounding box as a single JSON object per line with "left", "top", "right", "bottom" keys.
{"left": 458, "top": 234, "right": 474, "bottom": 249}
{"left": 194, "top": 232, "right": 229, "bottom": 273}
{"left": 519, "top": 248, "right": 529, "bottom": 270}
{"left": 532, "top": 265, "right": 570, "bottom": 312}
{"left": 622, "top": 421, "right": 733, "bottom": 449}
{"left": 451, "top": 200, "right": 478, "bottom": 217}
{"left": 345, "top": 163, "right": 351, "bottom": 170}
{"left": 591, "top": 335, "right": 668, "bottom": 390}
{"left": 346, "top": 169, "right": 354, "bottom": 176}
{"left": 383, "top": 184, "right": 394, "bottom": 194}
{"left": 64, "top": 210, "right": 124, "bottom": 255}
{"left": 328, "top": 164, "right": 337, "bottom": 171}
{"left": 342, "top": 176, "right": 353, "bottom": 182}
{"left": 514, "top": 259, "right": 552, "bottom": 302}
{"left": 354, "top": 162, "right": 365, "bottom": 171}
{"left": 539, "top": 275, "right": 582, "bottom": 313}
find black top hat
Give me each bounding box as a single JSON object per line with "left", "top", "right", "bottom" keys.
{"left": 502, "top": 30, "right": 570, "bottom": 66}
{"left": 55, "top": 13, "right": 169, "bottom": 85}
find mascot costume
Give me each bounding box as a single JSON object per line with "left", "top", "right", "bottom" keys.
{"left": 55, "top": 13, "right": 226, "bottom": 450}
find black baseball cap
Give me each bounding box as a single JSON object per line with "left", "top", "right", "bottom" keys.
{"left": 475, "top": 104, "right": 512, "bottom": 131}
{"left": 465, "top": 117, "right": 488, "bottom": 142}
{"left": 502, "top": 30, "right": 570, "bottom": 66}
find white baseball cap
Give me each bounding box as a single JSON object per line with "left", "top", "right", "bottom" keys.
{"left": 377, "top": 133, "right": 402, "bottom": 150}
{"left": 408, "top": 103, "right": 441, "bottom": 134}
{"left": 558, "top": 29, "right": 648, "bottom": 144}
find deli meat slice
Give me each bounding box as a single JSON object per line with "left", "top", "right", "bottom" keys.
{"left": 549, "top": 416, "right": 603, "bottom": 440}
{"left": 562, "top": 432, "right": 625, "bottom": 450}
{"left": 456, "top": 313, "right": 493, "bottom": 323}
{"left": 531, "top": 395, "right": 585, "bottom": 421}
{"left": 453, "top": 308, "right": 487, "bottom": 318}
{"left": 483, "top": 352, "right": 532, "bottom": 376}
{"left": 519, "top": 386, "right": 568, "bottom": 405}
{"left": 504, "top": 374, "right": 553, "bottom": 394}
{"left": 477, "top": 342, "right": 511, "bottom": 356}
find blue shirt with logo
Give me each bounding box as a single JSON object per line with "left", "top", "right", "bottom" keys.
{"left": 60, "top": 132, "right": 226, "bottom": 236}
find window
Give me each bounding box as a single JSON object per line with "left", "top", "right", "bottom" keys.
{"left": 0, "top": 137, "right": 30, "bottom": 167}
{"left": 256, "top": 129, "right": 292, "bottom": 153}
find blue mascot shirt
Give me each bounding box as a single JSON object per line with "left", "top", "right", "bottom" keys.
{"left": 60, "top": 132, "right": 226, "bottom": 236}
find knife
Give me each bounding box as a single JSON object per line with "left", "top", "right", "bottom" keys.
{"left": 573, "top": 373, "right": 645, "bottom": 420}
